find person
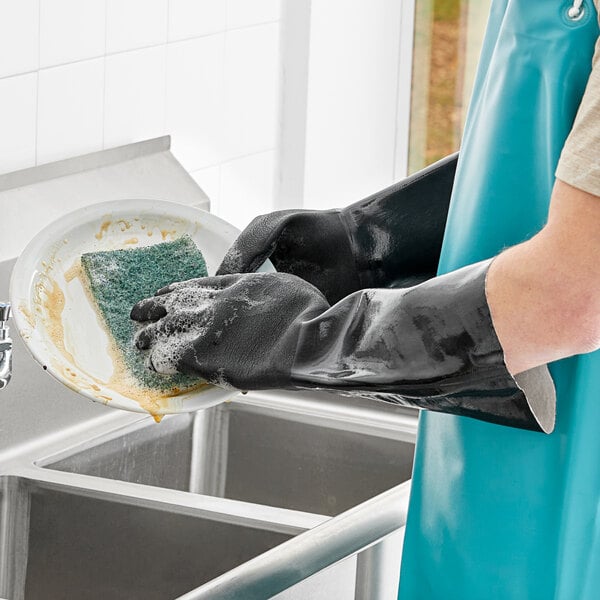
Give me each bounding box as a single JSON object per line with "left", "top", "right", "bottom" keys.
{"left": 132, "top": 0, "right": 600, "bottom": 596}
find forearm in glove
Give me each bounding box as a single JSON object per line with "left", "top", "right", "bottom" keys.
{"left": 217, "top": 153, "right": 458, "bottom": 303}
{"left": 131, "top": 260, "right": 555, "bottom": 433}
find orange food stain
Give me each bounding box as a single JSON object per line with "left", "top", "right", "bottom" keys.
{"left": 64, "top": 260, "right": 81, "bottom": 283}
{"left": 19, "top": 303, "right": 36, "bottom": 328}
{"left": 160, "top": 229, "right": 177, "bottom": 240}
{"left": 95, "top": 220, "right": 112, "bottom": 240}
{"left": 123, "top": 237, "right": 139, "bottom": 245}
{"left": 42, "top": 279, "right": 76, "bottom": 367}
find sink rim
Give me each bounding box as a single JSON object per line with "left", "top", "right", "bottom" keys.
{"left": 35, "top": 392, "right": 418, "bottom": 470}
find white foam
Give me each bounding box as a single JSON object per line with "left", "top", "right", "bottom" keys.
{"left": 218, "top": 248, "right": 243, "bottom": 274}
{"left": 143, "top": 289, "right": 216, "bottom": 375}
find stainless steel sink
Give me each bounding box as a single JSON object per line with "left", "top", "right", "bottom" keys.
{"left": 43, "top": 397, "right": 416, "bottom": 517}
{"left": 0, "top": 476, "right": 293, "bottom": 600}
{"left": 0, "top": 274, "right": 418, "bottom": 600}
{"left": 0, "top": 392, "right": 417, "bottom": 600}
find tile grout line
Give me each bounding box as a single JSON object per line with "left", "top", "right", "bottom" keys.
{"left": 189, "top": 148, "right": 277, "bottom": 176}
{"left": 163, "top": 0, "right": 171, "bottom": 138}
{"left": 34, "top": 0, "right": 41, "bottom": 166}
{"left": 101, "top": 0, "right": 109, "bottom": 150}
{"left": 225, "top": 0, "right": 231, "bottom": 30}
{"left": 0, "top": 18, "right": 282, "bottom": 83}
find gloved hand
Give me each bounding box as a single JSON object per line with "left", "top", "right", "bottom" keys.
{"left": 131, "top": 273, "right": 328, "bottom": 389}
{"left": 131, "top": 260, "right": 555, "bottom": 433}
{"left": 217, "top": 153, "right": 458, "bottom": 303}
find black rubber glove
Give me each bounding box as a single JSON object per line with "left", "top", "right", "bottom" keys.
{"left": 217, "top": 153, "right": 458, "bottom": 303}
{"left": 131, "top": 261, "right": 555, "bottom": 433}
{"left": 131, "top": 273, "right": 328, "bottom": 389}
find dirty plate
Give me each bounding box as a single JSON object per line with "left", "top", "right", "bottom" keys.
{"left": 10, "top": 199, "right": 268, "bottom": 418}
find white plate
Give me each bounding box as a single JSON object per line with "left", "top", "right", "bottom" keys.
{"left": 10, "top": 199, "right": 266, "bottom": 419}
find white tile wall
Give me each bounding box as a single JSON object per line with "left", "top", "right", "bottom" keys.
{"left": 106, "top": 0, "right": 168, "bottom": 54}
{"left": 302, "top": 0, "right": 403, "bottom": 209}
{"left": 0, "top": 0, "right": 410, "bottom": 279}
{"left": 191, "top": 165, "right": 222, "bottom": 211}
{"left": 0, "top": 0, "right": 39, "bottom": 78}
{"left": 224, "top": 23, "right": 280, "bottom": 160}
{"left": 166, "top": 35, "right": 226, "bottom": 171}
{"left": 227, "top": 0, "right": 281, "bottom": 29}
{"left": 219, "top": 150, "right": 275, "bottom": 229}
{"left": 39, "top": 0, "right": 106, "bottom": 68}
{"left": 104, "top": 46, "right": 167, "bottom": 148}
{"left": 37, "top": 59, "right": 105, "bottom": 164}
{"left": 0, "top": 1, "right": 282, "bottom": 263}
{"left": 0, "top": 74, "right": 38, "bottom": 173}
{"left": 168, "top": 0, "right": 226, "bottom": 42}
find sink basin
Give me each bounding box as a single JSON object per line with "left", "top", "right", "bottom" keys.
{"left": 0, "top": 476, "right": 293, "bottom": 600}
{"left": 43, "top": 399, "right": 416, "bottom": 517}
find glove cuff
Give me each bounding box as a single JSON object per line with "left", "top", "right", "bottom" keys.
{"left": 291, "top": 259, "right": 556, "bottom": 433}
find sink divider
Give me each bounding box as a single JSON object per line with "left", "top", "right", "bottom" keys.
{"left": 189, "top": 408, "right": 229, "bottom": 496}
{"left": 9, "top": 465, "right": 326, "bottom": 536}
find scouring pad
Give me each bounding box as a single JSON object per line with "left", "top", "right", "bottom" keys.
{"left": 81, "top": 235, "right": 208, "bottom": 393}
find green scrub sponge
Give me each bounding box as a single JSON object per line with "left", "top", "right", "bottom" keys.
{"left": 81, "top": 235, "right": 208, "bottom": 392}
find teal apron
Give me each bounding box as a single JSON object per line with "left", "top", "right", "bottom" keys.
{"left": 399, "top": 1, "right": 600, "bottom": 598}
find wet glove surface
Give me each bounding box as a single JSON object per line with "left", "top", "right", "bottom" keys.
{"left": 217, "top": 153, "right": 458, "bottom": 303}
{"left": 131, "top": 260, "right": 555, "bottom": 433}
{"left": 217, "top": 210, "right": 360, "bottom": 305}
{"left": 131, "top": 273, "right": 329, "bottom": 389}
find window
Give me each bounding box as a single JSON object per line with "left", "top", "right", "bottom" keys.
{"left": 408, "top": 0, "right": 491, "bottom": 173}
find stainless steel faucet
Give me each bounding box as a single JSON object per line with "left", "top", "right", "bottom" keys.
{"left": 0, "top": 303, "right": 12, "bottom": 389}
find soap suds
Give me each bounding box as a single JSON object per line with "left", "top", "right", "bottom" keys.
{"left": 137, "top": 291, "right": 216, "bottom": 375}
{"left": 217, "top": 247, "right": 243, "bottom": 275}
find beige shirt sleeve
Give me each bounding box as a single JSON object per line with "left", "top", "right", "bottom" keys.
{"left": 555, "top": 4, "right": 600, "bottom": 196}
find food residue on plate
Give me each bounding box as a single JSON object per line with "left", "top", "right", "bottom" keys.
{"left": 23, "top": 215, "right": 216, "bottom": 421}
{"left": 95, "top": 220, "right": 112, "bottom": 240}
{"left": 50, "top": 257, "right": 208, "bottom": 419}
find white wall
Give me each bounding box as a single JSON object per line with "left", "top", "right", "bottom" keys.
{"left": 276, "top": 0, "right": 413, "bottom": 211}
{"left": 0, "top": 0, "right": 281, "bottom": 247}
{"left": 303, "top": 0, "right": 404, "bottom": 209}
{"left": 0, "top": 0, "right": 417, "bottom": 263}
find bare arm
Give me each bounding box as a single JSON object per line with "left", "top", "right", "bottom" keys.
{"left": 486, "top": 179, "right": 600, "bottom": 375}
